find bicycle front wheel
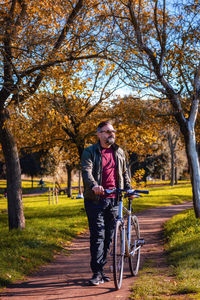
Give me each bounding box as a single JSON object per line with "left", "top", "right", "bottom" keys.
{"left": 113, "top": 220, "right": 124, "bottom": 290}
{"left": 129, "top": 215, "right": 141, "bottom": 276}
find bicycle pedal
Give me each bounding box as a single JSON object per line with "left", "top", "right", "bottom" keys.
{"left": 137, "top": 239, "right": 145, "bottom": 246}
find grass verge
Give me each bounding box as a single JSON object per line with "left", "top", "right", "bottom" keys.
{"left": 129, "top": 182, "right": 196, "bottom": 300}
{"left": 164, "top": 209, "right": 200, "bottom": 299}
{"left": 129, "top": 261, "right": 177, "bottom": 300}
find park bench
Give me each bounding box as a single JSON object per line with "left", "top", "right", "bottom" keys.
{"left": 55, "top": 182, "right": 68, "bottom": 195}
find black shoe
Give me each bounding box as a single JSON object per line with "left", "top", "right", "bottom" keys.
{"left": 101, "top": 273, "right": 111, "bottom": 282}
{"left": 89, "top": 273, "right": 104, "bottom": 286}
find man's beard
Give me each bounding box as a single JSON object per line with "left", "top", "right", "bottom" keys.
{"left": 106, "top": 136, "right": 115, "bottom": 145}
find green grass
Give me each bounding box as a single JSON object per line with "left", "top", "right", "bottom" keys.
{"left": 0, "top": 184, "right": 87, "bottom": 288}
{"left": 129, "top": 182, "right": 195, "bottom": 300}
{"left": 0, "top": 180, "right": 193, "bottom": 294}
{"left": 164, "top": 209, "right": 200, "bottom": 298}
{"left": 131, "top": 182, "right": 192, "bottom": 213}
{"left": 0, "top": 178, "right": 54, "bottom": 195}
{"left": 129, "top": 262, "right": 177, "bottom": 299}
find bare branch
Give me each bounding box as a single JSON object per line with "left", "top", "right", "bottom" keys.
{"left": 19, "top": 53, "right": 106, "bottom": 78}
{"left": 84, "top": 68, "right": 118, "bottom": 118}
{"left": 194, "top": 63, "right": 200, "bottom": 99}
{"left": 149, "top": 84, "right": 166, "bottom": 95}
{"left": 15, "top": 0, "right": 27, "bottom": 26}
{"left": 154, "top": 0, "right": 162, "bottom": 45}
{"left": 52, "top": 0, "right": 83, "bottom": 54}
{"left": 189, "top": 63, "right": 200, "bottom": 125}
{"left": 159, "top": 0, "right": 166, "bottom": 71}
{"left": 17, "top": 0, "right": 84, "bottom": 101}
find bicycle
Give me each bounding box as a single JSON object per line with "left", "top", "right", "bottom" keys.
{"left": 105, "top": 188, "right": 149, "bottom": 290}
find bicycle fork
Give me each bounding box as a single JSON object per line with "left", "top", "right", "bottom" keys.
{"left": 124, "top": 205, "right": 145, "bottom": 258}
{"left": 118, "top": 200, "right": 126, "bottom": 258}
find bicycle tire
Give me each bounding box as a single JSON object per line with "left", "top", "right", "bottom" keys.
{"left": 129, "top": 215, "right": 141, "bottom": 276}
{"left": 113, "top": 220, "right": 124, "bottom": 290}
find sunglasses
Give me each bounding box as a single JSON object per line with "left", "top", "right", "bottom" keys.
{"left": 100, "top": 130, "right": 116, "bottom": 134}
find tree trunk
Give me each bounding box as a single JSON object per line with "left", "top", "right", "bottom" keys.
{"left": 0, "top": 109, "right": 25, "bottom": 230}
{"left": 184, "top": 125, "right": 200, "bottom": 218}
{"left": 170, "top": 148, "right": 174, "bottom": 186}
{"left": 78, "top": 169, "right": 82, "bottom": 195}
{"left": 175, "top": 167, "right": 178, "bottom": 185}
{"left": 66, "top": 165, "right": 72, "bottom": 198}
{"left": 31, "top": 176, "right": 34, "bottom": 188}
{"left": 167, "top": 132, "right": 178, "bottom": 187}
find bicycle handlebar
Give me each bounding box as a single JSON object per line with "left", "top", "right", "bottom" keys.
{"left": 133, "top": 189, "right": 149, "bottom": 194}
{"left": 104, "top": 188, "right": 149, "bottom": 195}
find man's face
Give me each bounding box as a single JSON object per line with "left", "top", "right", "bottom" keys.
{"left": 97, "top": 124, "right": 116, "bottom": 148}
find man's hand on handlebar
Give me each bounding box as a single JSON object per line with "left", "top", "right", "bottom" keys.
{"left": 127, "top": 194, "right": 136, "bottom": 200}
{"left": 92, "top": 185, "right": 104, "bottom": 195}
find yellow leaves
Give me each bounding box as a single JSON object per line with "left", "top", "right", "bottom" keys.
{"left": 109, "top": 96, "right": 160, "bottom": 155}
{"left": 105, "top": 69, "right": 110, "bottom": 76}
{"left": 64, "top": 115, "right": 69, "bottom": 122}
{"left": 132, "top": 50, "right": 139, "bottom": 55}
{"left": 48, "top": 109, "right": 56, "bottom": 116}
{"left": 100, "top": 60, "right": 106, "bottom": 67}
{"left": 131, "top": 169, "right": 146, "bottom": 188}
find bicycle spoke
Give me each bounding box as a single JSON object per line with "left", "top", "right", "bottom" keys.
{"left": 104, "top": 188, "right": 148, "bottom": 290}
{"left": 128, "top": 216, "right": 141, "bottom": 276}
{"left": 113, "top": 220, "right": 124, "bottom": 290}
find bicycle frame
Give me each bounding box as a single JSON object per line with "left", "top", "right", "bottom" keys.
{"left": 125, "top": 199, "right": 133, "bottom": 257}
{"left": 117, "top": 192, "right": 132, "bottom": 258}
{"left": 107, "top": 188, "right": 148, "bottom": 290}
{"left": 117, "top": 193, "right": 126, "bottom": 257}
{"left": 118, "top": 192, "right": 143, "bottom": 258}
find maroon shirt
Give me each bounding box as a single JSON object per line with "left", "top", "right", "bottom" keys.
{"left": 101, "top": 147, "right": 117, "bottom": 198}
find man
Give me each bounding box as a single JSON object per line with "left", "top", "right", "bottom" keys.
{"left": 81, "top": 121, "right": 131, "bottom": 286}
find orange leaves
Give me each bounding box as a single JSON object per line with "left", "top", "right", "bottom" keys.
{"left": 109, "top": 96, "right": 160, "bottom": 156}
{"left": 131, "top": 169, "right": 146, "bottom": 188}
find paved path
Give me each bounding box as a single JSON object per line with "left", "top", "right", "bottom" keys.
{"left": 0, "top": 202, "right": 193, "bottom": 300}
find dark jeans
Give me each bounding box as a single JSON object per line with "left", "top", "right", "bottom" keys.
{"left": 84, "top": 198, "right": 118, "bottom": 274}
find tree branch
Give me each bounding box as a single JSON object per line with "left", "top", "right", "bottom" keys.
{"left": 19, "top": 0, "right": 84, "bottom": 101}
{"left": 19, "top": 53, "right": 106, "bottom": 78}
{"left": 189, "top": 63, "right": 200, "bottom": 125}
{"left": 52, "top": 0, "right": 83, "bottom": 54}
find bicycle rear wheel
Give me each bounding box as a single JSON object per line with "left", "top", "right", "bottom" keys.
{"left": 129, "top": 215, "right": 141, "bottom": 276}
{"left": 113, "top": 220, "right": 124, "bottom": 290}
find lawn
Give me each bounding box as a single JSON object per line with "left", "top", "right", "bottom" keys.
{"left": 0, "top": 180, "right": 193, "bottom": 293}
{"left": 129, "top": 182, "right": 199, "bottom": 300}
{"left": 0, "top": 180, "right": 87, "bottom": 288}
{"left": 131, "top": 182, "right": 192, "bottom": 212}
{"left": 164, "top": 209, "right": 200, "bottom": 298}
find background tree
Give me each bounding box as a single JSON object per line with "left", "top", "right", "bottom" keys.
{"left": 109, "top": 96, "right": 159, "bottom": 156}
{"left": 20, "top": 149, "right": 56, "bottom": 188}
{"left": 10, "top": 61, "right": 118, "bottom": 196}
{"left": 150, "top": 99, "right": 187, "bottom": 185}
{"left": 20, "top": 151, "right": 43, "bottom": 188}
{"left": 0, "top": 0, "right": 110, "bottom": 229}
{"left": 104, "top": 0, "right": 200, "bottom": 217}
{"left": 128, "top": 151, "right": 168, "bottom": 182}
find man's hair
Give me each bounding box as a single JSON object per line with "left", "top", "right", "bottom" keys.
{"left": 97, "top": 121, "right": 112, "bottom": 132}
